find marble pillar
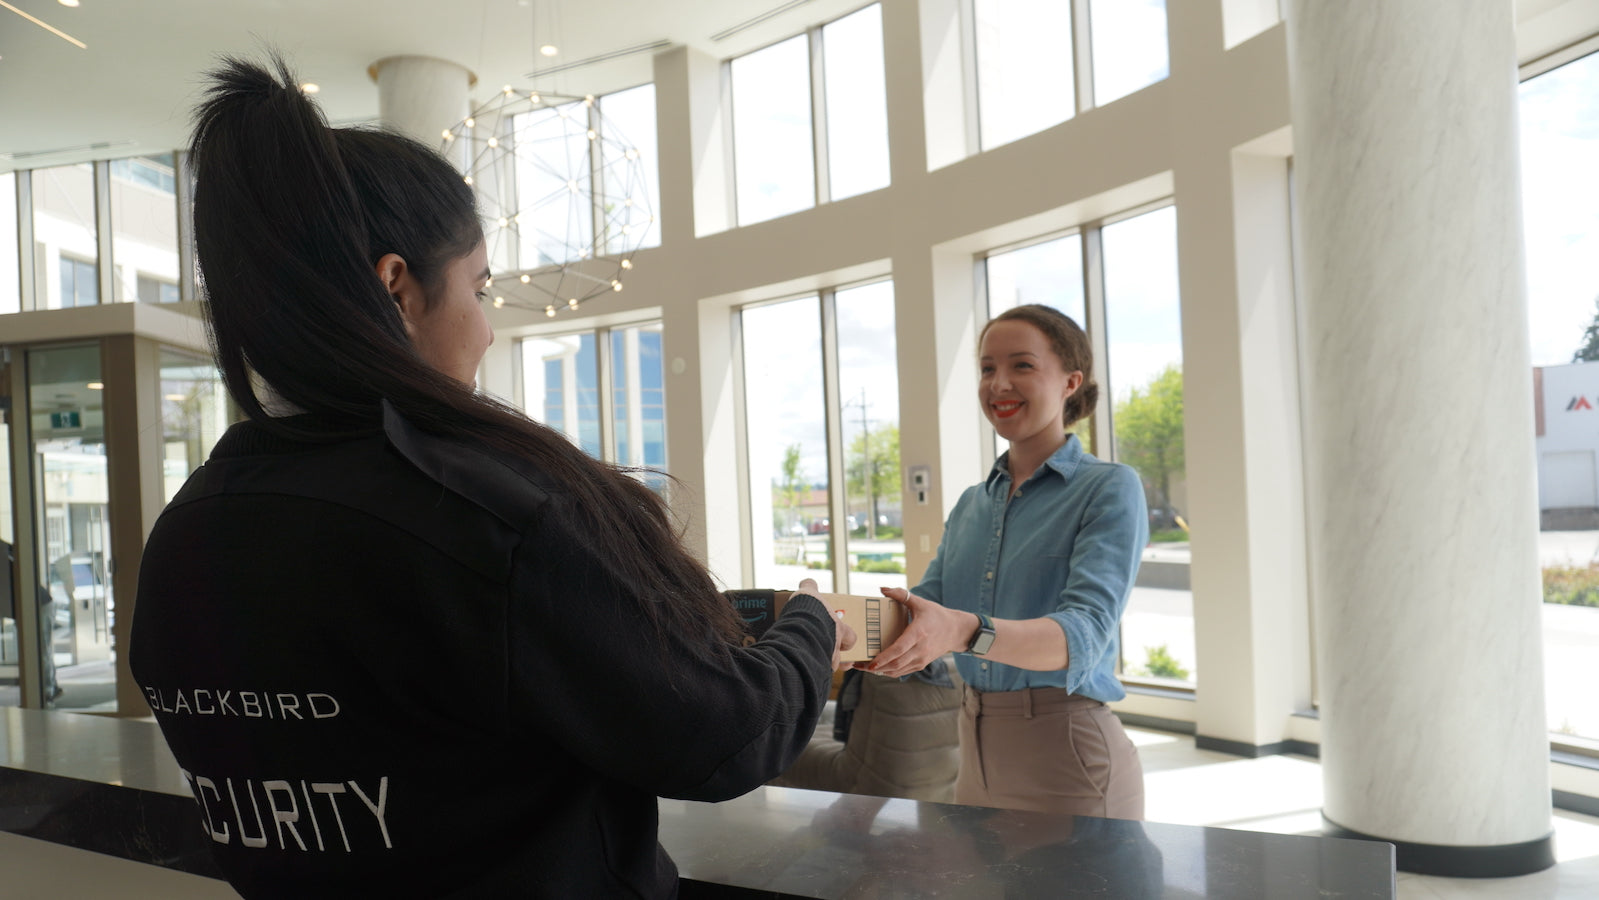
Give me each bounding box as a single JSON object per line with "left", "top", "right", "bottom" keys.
{"left": 369, "top": 56, "right": 474, "bottom": 154}
{"left": 1284, "top": 0, "right": 1554, "bottom": 877}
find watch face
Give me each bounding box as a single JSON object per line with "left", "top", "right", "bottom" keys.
{"left": 971, "top": 628, "right": 997, "bottom": 656}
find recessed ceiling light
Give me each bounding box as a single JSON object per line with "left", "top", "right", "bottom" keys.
{"left": 58, "top": 0, "right": 80, "bottom": 7}
{"left": 86, "top": 382, "right": 104, "bottom": 390}
{"left": 164, "top": 394, "right": 186, "bottom": 402}
{"left": 540, "top": 44, "right": 558, "bottom": 57}
{"left": 301, "top": 82, "right": 320, "bottom": 94}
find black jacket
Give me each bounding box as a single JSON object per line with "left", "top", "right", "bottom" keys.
{"left": 129, "top": 403, "right": 835, "bottom": 898}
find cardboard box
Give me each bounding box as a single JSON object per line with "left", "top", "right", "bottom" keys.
{"left": 726, "top": 590, "right": 908, "bottom": 662}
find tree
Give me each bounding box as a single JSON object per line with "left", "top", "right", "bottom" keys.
{"left": 1113, "top": 365, "right": 1185, "bottom": 513}
{"left": 777, "top": 443, "right": 807, "bottom": 538}
{"left": 1574, "top": 295, "right": 1599, "bottom": 363}
{"left": 845, "top": 424, "right": 900, "bottom": 539}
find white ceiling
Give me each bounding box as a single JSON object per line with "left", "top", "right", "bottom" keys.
{"left": 0, "top": 0, "right": 866, "bottom": 169}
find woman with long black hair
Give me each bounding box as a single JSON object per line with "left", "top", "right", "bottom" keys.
{"left": 129, "top": 55, "right": 850, "bottom": 898}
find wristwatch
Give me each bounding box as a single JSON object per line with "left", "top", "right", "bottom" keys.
{"left": 967, "top": 612, "right": 997, "bottom": 656}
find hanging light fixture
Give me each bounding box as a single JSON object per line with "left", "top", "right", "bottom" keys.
{"left": 441, "top": 85, "right": 653, "bottom": 317}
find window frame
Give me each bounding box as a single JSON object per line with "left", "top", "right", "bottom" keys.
{"left": 977, "top": 199, "right": 1190, "bottom": 694}
{"left": 732, "top": 275, "right": 898, "bottom": 591}
{"left": 513, "top": 317, "right": 669, "bottom": 474}
{"left": 724, "top": 2, "right": 892, "bottom": 227}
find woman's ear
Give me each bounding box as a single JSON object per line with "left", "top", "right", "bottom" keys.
{"left": 374, "top": 252, "right": 424, "bottom": 338}
{"left": 1064, "top": 369, "right": 1085, "bottom": 396}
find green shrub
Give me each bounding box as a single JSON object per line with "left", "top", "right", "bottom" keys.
{"left": 855, "top": 558, "right": 905, "bottom": 574}
{"left": 805, "top": 559, "right": 831, "bottom": 570}
{"left": 1543, "top": 566, "right": 1599, "bottom": 607}
{"left": 1139, "top": 644, "right": 1190, "bottom": 681}
{"left": 1149, "top": 529, "right": 1188, "bottom": 544}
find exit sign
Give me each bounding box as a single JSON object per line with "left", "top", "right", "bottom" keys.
{"left": 50, "top": 411, "right": 81, "bottom": 429}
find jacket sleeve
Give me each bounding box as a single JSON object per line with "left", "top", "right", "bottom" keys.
{"left": 503, "top": 502, "right": 836, "bottom": 802}
{"left": 1045, "top": 465, "right": 1148, "bottom": 694}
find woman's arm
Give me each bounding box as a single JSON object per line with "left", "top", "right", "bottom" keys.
{"left": 504, "top": 502, "right": 845, "bottom": 803}
{"left": 862, "top": 467, "right": 1146, "bottom": 681}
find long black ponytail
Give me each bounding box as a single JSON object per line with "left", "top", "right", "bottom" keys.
{"left": 191, "top": 54, "right": 747, "bottom": 650}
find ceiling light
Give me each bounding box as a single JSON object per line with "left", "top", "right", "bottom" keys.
{"left": 86, "top": 382, "right": 104, "bottom": 390}
{"left": 58, "top": 0, "right": 79, "bottom": 7}
{"left": 300, "top": 83, "right": 320, "bottom": 94}
{"left": 540, "top": 45, "right": 558, "bottom": 57}
{"left": 164, "top": 394, "right": 186, "bottom": 402}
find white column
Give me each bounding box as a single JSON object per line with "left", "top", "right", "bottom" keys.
{"left": 1285, "top": 0, "right": 1553, "bottom": 876}
{"left": 369, "top": 56, "right": 475, "bottom": 151}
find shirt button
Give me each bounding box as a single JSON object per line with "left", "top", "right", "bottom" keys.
{"left": 995, "top": 529, "right": 1002, "bottom": 537}
{"left": 981, "top": 662, "right": 989, "bottom": 671}
{"left": 986, "top": 571, "right": 993, "bottom": 580}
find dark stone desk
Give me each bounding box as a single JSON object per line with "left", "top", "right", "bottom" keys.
{"left": 1, "top": 709, "right": 1395, "bottom": 897}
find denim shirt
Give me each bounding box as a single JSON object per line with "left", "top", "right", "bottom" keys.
{"left": 914, "top": 435, "right": 1148, "bottom": 701}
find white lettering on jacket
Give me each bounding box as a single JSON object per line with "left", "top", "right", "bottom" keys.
{"left": 179, "top": 771, "right": 394, "bottom": 852}
{"left": 142, "top": 686, "right": 341, "bottom": 720}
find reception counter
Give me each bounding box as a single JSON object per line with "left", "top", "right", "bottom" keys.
{"left": 0, "top": 708, "right": 1395, "bottom": 897}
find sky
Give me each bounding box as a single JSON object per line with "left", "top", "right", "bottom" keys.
{"left": 1520, "top": 49, "right": 1599, "bottom": 368}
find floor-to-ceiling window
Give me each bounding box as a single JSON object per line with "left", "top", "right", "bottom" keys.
{"left": 739, "top": 280, "right": 900, "bottom": 592}
{"left": 1520, "top": 47, "right": 1599, "bottom": 748}
{"left": 982, "top": 205, "right": 1192, "bottom": 689}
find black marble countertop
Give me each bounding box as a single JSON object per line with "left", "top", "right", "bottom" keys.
{"left": 2, "top": 708, "right": 1395, "bottom": 897}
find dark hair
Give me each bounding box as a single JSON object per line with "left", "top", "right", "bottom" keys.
{"left": 980, "top": 304, "right": 1099, "bottom": 427}
{"left": 190, "top": 54, "right": 746, "bottom": 649}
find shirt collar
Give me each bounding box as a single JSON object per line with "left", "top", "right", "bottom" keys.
{"left": 985, "top": 434, "right": 1086, "bottom": 491}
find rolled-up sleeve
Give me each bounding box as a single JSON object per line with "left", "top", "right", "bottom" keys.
{"left": 1046, "top": 466, "right": 1148, "bottom": 695}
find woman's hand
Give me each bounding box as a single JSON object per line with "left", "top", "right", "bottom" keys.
{"left": 796, "top": 578, "right": 857, "bottom": 671}
{"left": 859, "top": 586, "right": 976, "bottom": 679}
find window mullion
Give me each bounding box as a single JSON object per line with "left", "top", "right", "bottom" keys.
{"left": 16, "top": 170, "right": 36, "bottom": 311}
{"left": 175, "top": 151, "right": 197, "bottom": 303}
{"left": 1082, "top": 224, "right": 1112, "bottom": 460}
{"left": 596, "top": 327, "right": 617, "bottom": 464}
{"left": 588, "top": 101, "right": 607, "bottom": 258}
{"left": 731, "top": 311, "right": 756, "bottom": 587}
{"left": 1071, "top": 0, "right": 1096, "bottom": 113}
{"left": 820, "top": 290, "right": 849, "bottom": 593}
{"left": 810, "top": 27, "right": 831, "bottom": 206}
{"left": 94, "top": 161, "right": 113, "bottom": 305}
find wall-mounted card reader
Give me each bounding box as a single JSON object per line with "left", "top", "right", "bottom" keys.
{"left": 908, "top": 465, "right": 931, "bottom": 506}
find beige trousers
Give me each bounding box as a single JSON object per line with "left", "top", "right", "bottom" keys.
{"left": 955, "top": 685, "right": 1145, "bottom": 820}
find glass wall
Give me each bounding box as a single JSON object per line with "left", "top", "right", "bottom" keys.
{"left": 519, "top": 322, "right": 667, "bottom": 484}
{"left": 1089, "top": 0, "right": 1171, "bottom": 106}
{"left": 521, "top": 332, "right": 601, "bottom": 457}
{"left": 160, "top": 348, "right": 228, "bottom": 502}
{"left": 31, "top": 165, "right": 99, "bottom": 310}
{"left": 1520, "top": 48, "right": 1599, "bottom": 744}
{"left": 822, "top": 4, "right": 892, "bottom": 201}
{"left": 599, "top": 84, "right": 662, "bottom": 252}
{"left": 731, "top": 35, "right": 816, "bottom": 225}
{"left": 741, "top": 296, "right": 833, "bottom": 590}
{"left": 1, "top": 172, "right": 19, "bottom": 315}
{"left": 513, "top": 101, "right": 595, "bottom": 269}
{"left": 28, "top": 344, "right": 115, "bottom": 711}
{"left": 1, "top": 352, "right": 17, "bottom": 706}
{"left": 984, "top": 233, "right": 1090, "bottom": 455}
{"left": 1102, "top": 205, "right": 1191, "bottom": 686}
{"left": 609, "top": 322, "right": 668, "bottom": 478}
{"left": 836, "top": 281, "right": 904, "bottom": 593}
{"left": 973, "top": 0, "right": 1075, "bottom": 149}
{"left": 110, "top": 154, "right": 181, "bottom": 304}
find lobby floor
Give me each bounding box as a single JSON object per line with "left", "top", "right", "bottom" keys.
{"left": 1129, "top": 728, "right": 1599, "bottom": 899}
{"left": 1, "top": 725, "right": 1593, "bottom": 897}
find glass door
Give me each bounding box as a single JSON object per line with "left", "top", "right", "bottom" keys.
{"left": 28, "top": 344, "right": 115, "bottom": 710}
